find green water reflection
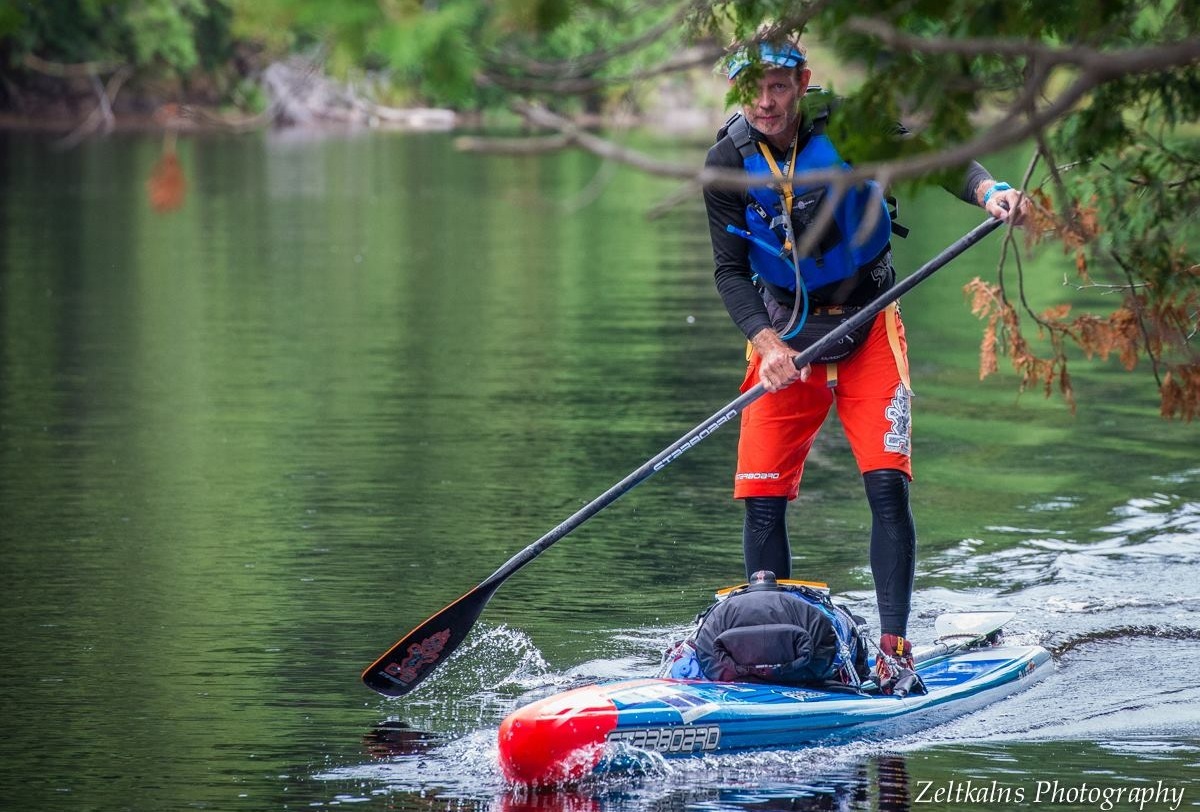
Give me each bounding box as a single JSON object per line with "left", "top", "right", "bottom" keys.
{"left": 1, "top": 130, "right": 1196, "bottom": 810}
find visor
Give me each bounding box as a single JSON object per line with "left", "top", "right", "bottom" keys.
{"left": 727, "top": 42, "right": 806, "bottom": 79}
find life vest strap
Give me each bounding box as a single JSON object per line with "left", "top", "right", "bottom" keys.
{"left": 884, "top": 301, "right": 912, "bottom": 391}
{"left": 818, "top": 302, "right": 908, "bottom": 390}
{"left": 756, "top": 137, "right": 800, "bottom": 255}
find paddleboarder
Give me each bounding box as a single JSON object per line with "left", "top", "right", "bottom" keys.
{"left": 703, "top": 34, "right": 1029, "bottom": 689}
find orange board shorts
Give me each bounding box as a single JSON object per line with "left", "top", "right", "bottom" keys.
{"left": 734, "top": 305, "right": 913, "bottom": 500}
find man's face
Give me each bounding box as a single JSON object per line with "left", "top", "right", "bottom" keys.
{"left": 742, "top": 66, "right": 811, "bottom": 147}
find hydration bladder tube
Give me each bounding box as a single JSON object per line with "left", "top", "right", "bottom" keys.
{"left": 726, "top": 224, "right": 788, "bottom": 259}
{"left": 779, "top": 282, "right": 808, "bottom": 341}
{"left": 777, "top": 214, "right": 807, "bottom": 340}
{"left": 725, "top": 224, "right": 809, "bottom": 342}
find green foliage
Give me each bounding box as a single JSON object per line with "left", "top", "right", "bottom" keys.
{"left": 124, "top": 0, "right": 208, "bottom": 70}
{"left": 223, "top": 0, "right": 492, "bottom": 105}
{"left": 495, "top": 0, "right": 575, "bottom": 33}
{"left": 485, "top": 0, "right": 690, "bottom": 87}
{"left": 374, "top": 1, "right": 486, "bottom": 105}
{"left": 5, "top": 0, "right": 226, "bottom": 75}
{"left": 227, "top": 0, "right": 384, "bottom": 65}
{"left": 0, "top": 2, "right": 25, "bottom": 40}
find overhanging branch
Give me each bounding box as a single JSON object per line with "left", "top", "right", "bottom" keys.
{"left": 845, "top": 18, "right": 1200, "bottom": 74}
{"left": 460, "top": 37, "right": 1200, "bottom": 202}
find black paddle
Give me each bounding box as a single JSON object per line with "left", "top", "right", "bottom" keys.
{"left": 362, "top": 216, "right": 1005, "bottom": 697}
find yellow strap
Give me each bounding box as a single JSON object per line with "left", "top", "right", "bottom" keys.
{"left": 826, "top": 362, "right": 838, "bottom": 388}
{"left": 757, "top": 137, "right": 800, "bottom": 251}
{"left": 884, "top": 301, "right": 912, "bottom": 391}
{"left": 716, "top": 578, "right": 830, "bottom": 599}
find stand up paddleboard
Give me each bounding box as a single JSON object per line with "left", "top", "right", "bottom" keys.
{"left": 498, "top": 610, "right": 1050, "bottom": 785}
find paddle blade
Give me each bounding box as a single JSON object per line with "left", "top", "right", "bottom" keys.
{"left": 934, "top": 611, "right": 1015, "bottom": 643}
{"left": 361, "top": 585, "right": 495, "bottom": 697}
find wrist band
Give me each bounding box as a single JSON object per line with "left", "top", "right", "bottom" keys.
{"left": 983, "top": 181, "right": 1012, "bottom": 206}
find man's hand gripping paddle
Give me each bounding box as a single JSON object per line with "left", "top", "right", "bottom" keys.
{"left": 362, "top": 217, "right": 1005, "bottom": 697}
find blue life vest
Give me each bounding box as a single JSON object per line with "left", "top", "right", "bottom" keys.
{"left": 723, "top": 113, "right": 893, "bottom": 293}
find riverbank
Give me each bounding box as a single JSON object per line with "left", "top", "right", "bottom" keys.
{"left": 0, "top": 56, "right": 728, "bottom": 140}
{"left": 0, "top": 57, "right": 467, "bottom": 140}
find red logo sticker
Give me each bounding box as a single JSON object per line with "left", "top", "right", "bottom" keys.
{"left": 384, "top": 629, "right": 452, "bottom": 685}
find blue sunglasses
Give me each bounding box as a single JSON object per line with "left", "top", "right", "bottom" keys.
{"left": 727, "top": 42, "right": 807, "bottom": 79}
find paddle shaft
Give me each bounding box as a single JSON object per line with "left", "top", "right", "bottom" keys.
{"left": 478, "top": 215, "right": 1003, "bottom": 592}
{"left": 364, "top": 216, "right": 1003, "bottom": 696}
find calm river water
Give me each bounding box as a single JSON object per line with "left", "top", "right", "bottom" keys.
{"left": 1, "top": 129, "right": 1198, "bottom": 811}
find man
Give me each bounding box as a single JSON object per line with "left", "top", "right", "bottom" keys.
{"left": 703, "top": 38, "right": 1027, "bottom": 688}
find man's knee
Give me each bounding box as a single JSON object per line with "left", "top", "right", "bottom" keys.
{"left": 863, "top": 469, "right": 911, "bottom": 521}
{"left": 744, "top": 496, "right": 787, "bottom": 530}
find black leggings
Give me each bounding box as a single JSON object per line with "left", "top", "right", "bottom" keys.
{"left": 742, "top": 469, "right": 916, "bottom": 636}
{"left": 742, "top": 495, "right": 791, "bottom": 580}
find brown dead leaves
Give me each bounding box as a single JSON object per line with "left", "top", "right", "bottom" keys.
{"left": 964, "top": 181, "right": 1198, "bottom": 419}
{"left": 965, "top": 276, "right": 1075, "bottom": 409}
{"left": 1161, "top": 366, "right": 1200, "bottom": 421}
